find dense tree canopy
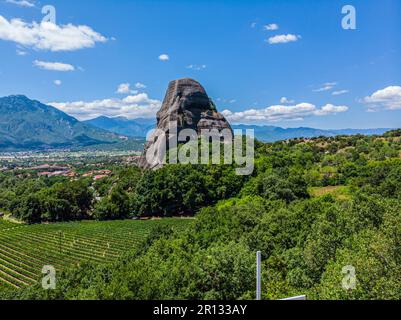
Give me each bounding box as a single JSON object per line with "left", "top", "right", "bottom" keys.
{"left": 1, "top": 133, "right": 400, "bottom": 299}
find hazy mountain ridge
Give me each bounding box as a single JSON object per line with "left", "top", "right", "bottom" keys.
{"left": 84, "top": 115, "right": 392, "bottom": 142}
{"left": 83, "top": 116, "right": 156, "bottom": 138}
{"left": 231, "top": 124, "right": 392, "bottom": 142}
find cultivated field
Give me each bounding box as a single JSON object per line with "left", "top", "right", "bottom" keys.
{"left": 0, "top": 218, "right": 191, "bottom": 290}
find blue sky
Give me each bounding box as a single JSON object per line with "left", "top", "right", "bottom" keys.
{"left": 0, "top": 0, "right": 400, "bottom": 129}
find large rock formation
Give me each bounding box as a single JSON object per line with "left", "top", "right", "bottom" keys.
{"left": 138, "top": 78, "right": 232, "bottom": 169}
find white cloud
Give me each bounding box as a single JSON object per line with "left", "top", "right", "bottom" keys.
{"left": 332, "top": 90, "right": 349, "bottom": 96}
{"left": 135, "top": 82, "right": 147, "bottom": 89}
{"left": 16, "top": 49, "right": 27, "bottom": 55}
{"left": 264, "top": 23, "right": 279, "bottom": 31}
{"left": 186, "top": 64, "right": 206, "bottom": 71}
{"left": 158, "top": 54, "right": 169, "bottom": 61}
{"left": 122, "top": 94, "right": 155, "bottom": 104}
{"left": 49, "top": 93, "right": 162, "bottom": 121}
{"left": 313, "top": 82, "right": 337, "bottom": 92}
{"left": 5, "top": 0, "right": 35, "bottom": 7}
{"left": 54, "top": 80, "right": 62, "bottom": 86}
{"left": 216, "top": 98, "right": 236, "bottom": 104}
{"left": 33, "top": 60, "right": 75, "bottom": 71}
{"left": 363, "top": 86, "right": 401, "bottom": 110}
{"left": 116, "top": 83, "right": 142, "bottom": 94}
{"left": 0, "top": 15, "right": 107, "bottom": 51}
{"left": 280, "top": 97, "right": 295, "bottom": 104}
{"left": 117, "top": 83, "right": 131, "bottom": 94}
{"left": 314, "top": 104, "right": 349, "bottom": 116}
{"left": 222, "top": 102, "right": 348, "bottom": 124}
{"left": 267, "top": 34, "right": 300, "bottom": 44}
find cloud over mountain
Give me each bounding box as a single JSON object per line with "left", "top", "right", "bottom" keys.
{"left": 222, "top": 102, "right": 348, "bottom": 123}
{"left": 49, "top": 93, "right": 162, "bottom": 121}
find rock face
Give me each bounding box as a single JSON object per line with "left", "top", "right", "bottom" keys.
{"left": 138, "top": 78, "right": 233, "bottom": 169}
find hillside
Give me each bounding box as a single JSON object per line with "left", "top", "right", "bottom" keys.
{"left": 0, "top": 95, "right": 125, "bottom": 151}
{"left": 1, "top": 131, "right": 400, "bottom": 300}
{"left": 0, "top": 218, "right": 191, "bottom": 290}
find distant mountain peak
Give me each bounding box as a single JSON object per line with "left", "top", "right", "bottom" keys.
{"left": 4, "top": 94, "right": 33, "bottom": 102}
{"left": 7, "top": 94, "right": 29, "bottom": 98}
{"left": 84, "top": 115, "right": 156, "bottom": 138}
{"left": 0, "top": 95, "right": 123, "bottom": 151}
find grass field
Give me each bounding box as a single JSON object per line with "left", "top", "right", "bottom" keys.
{"left": 0, "top": 218, "right": 192, "bottom": 291}
{"left": 309, "top": 185, "right": 351, "bottom": 200}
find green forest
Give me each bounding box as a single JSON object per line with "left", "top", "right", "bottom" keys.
{"left": 1, "top": 130, "right": 401, "bottom": 299}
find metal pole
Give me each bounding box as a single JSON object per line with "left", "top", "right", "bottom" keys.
{"left": 256, "top": 251, "right": 261, "bottom": 300}
{"left": 280, "top": 295, "right": 307, "bottom": 301}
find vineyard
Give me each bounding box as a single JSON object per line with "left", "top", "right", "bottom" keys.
{"left": 0, "top": 218, "right": 191, "bottom": 291}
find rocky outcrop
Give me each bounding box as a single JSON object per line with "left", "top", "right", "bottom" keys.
{"left": 138, "top": 78, "right": 232, "bottom": 169}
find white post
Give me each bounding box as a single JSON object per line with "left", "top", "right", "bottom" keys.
{"left": 280, "top": 295, "right": 307, "bottom": 301}
{"left": 256, "top": 251, "right": 261, "bottom": 300}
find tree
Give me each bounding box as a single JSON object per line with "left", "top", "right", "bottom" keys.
{"left": 94, "top": 187, "right": 130, "bottom": 220}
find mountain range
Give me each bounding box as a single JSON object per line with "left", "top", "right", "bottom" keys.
{"left": 83, "top": 116, "right": 155, "bottom": 138}
{"left": 0, "top": 95, "right": 125, "bottom": 151}
{"left": 0, "top": 95, "right": 394, "bottom": 151}
{"left": 83, "top": 116, "right": 392, "bottom": 142}
{"left": 230, "top": 124, "right": 392, "bottom": 142}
